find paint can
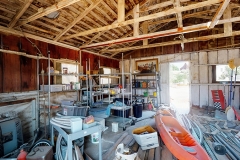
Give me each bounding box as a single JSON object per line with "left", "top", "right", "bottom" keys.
{"left": 112, "top": 122, "right": 118, "bottom": 132}
{"left": 153, "top": 91, "right": 157, "bottom": 97}
{"left": 91, "top": 132, "right": 99, "bottom": 143}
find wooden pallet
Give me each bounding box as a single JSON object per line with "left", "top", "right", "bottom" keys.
{"left": 102, "top": 132, "right": 173, "bottom": 160}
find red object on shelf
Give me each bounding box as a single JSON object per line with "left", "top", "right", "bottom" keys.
{"left": 211, "top": 90, "right": 226, "bottom": 110}
{"left": 17, "top": 149, "right": 27, "bottom": 160}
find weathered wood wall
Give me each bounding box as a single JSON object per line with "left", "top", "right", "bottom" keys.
{"left": 125, "top": 49, "right": 240, "bottom": 109}
{"left": 0, "top": 34, "right": 120, "bottom": 142}
{"left": 0, "top": 34, "right": 119, "bottom": 93}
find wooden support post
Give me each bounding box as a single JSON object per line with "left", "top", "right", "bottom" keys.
{"left": 118, "top": 0, "right": 125, "bottom": 22}
{"left": 223, "top": 5, "right": 232, "bottom": 36}
{"left": 133, "top": 4, "right": 139, "bottom": 37}
{"left": 142, "top": 22, "right": 148, "bottom": 45}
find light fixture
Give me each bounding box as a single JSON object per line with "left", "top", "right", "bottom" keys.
{"left": 46, "top": 11, "right": 60, "bottom": 19}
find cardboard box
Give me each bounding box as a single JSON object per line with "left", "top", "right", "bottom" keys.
{"left": 132, "top": 125, "right": 159, "bottom": 150}
{"left": 40, "top": 85, "right": 62, "bottom": 92}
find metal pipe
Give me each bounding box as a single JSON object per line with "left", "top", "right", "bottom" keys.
{"left": 122, "top": 53, "right": 125, "bottom": 131}
{"left": 48, "top": 50, "right": 51, "bottom": 138}
{"left": 214, "top": 135, "right": 240, "bottom": 160}
{"left": 191, "top": 120, "right": 203, "bottom": 144}
{"left": 36, "top": 54, "right": 40, "bottom": 129}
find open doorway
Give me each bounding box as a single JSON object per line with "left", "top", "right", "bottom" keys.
{"left": 169, "top": 61, "right": 190, "bottom": 114}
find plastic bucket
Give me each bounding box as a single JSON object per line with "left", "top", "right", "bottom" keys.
{"left": 112, "top": 122, "right": 118, "bottom": 132}
{"left": 91, "top": 132, "right": 99, "bottom": 143}
{"left": 133, "top": 103, "right": 143, "bottom": 118}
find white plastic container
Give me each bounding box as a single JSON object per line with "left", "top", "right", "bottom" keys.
{"left": 91, "top": 132, "right": 99, "bottom": 143}
{"left": 112, "top": 122, "right": 118, "bottom": 132}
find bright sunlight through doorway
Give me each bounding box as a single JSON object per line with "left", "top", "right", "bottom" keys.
{"left": 169, "top": 61, "right": 190, "bottom": 114}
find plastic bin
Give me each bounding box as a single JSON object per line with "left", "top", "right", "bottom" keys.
{"left": 113, "top": 98, "right": 130, "bottom": 105}
{"left": 113, "top": 108, "right": 130, "bottom": 118}
{"left": 133, "top": 103, "right": 143, "bottom": 118}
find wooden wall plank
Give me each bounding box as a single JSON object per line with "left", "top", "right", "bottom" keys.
{"left": 200, "top": 85, "right": 208, "bottom": 108}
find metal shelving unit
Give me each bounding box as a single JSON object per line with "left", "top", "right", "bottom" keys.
{"left": 132, "top": 72, "right": 161, "bottom": 107}
{"left": 51, "top": 123, "right": 102, "bottom": 160}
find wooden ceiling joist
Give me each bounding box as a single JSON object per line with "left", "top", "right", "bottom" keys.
{"left": 8, "top": 0, "right": 33, "bottom": 28}
{"left": 62, "top": 0, "right": 223, "bottom": 40}
{"left": 88, "top": 15, "right": 240, "bottom": 51}
{"left": 17, "top": 0, "right": 83, "bottom": 27}
{"left": 209, "top": 0, "right": 230, "bottom": 28}
{"left": 53, "top": 0, "right": 103, "bottom": 41}
{"left": 103, "top": 30, "right": 240, "bottom": 53}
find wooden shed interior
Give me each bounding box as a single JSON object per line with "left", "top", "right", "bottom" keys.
{"left": 1, "top": 0, "right": 240, "bottom": 159}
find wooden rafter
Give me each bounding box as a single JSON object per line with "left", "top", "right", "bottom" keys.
{"left": 87, "top": 15, "right": 240, "bottom": 50}
{"left": 133, "top": 4, "right": 139, "bottom": 36}
{"left": 174, "top": 0, "right": 183, "bottom": 28}
{"left": 223, "top": 5, "right": 232, "bottom": 36}
{"left": 17, "top": 0, "right": 82, "bottom": 27}
{"left": 62, "top": 0, "right": 223, "bottom": 40}
{"left": 209, "top": 0, "right": 230, "bottom": 28}
{"left": 8, "top": 0, "right": 33, "bottom": 28}
{"left": 103, "top": 30, "right": 240, "bottom": 53}
{"left": 118, "top": 0, "right": 125, "bottom": 22}
{"left": 82, "top": 0, "right": 149, "bottom": 46}
{"left": 54, "top": 0, "right": 103, "bottom": 41}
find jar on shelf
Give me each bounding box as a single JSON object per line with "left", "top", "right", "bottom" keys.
{"left": 63, "top": 67, "right": 68, "bottom": 74}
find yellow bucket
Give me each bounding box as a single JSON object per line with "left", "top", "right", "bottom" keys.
{"left": 153, "top": 91, "right": 157, "bottom": 97}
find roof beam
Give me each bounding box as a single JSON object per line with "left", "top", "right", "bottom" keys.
{"left": 174, "top": 0, "right": 183, "bottom": 28}
{"left": 209, "top": 0, "right": 230, "bottom": 28}
{"left": 102, "top": 30, "right": 240, "bottom": 53}
{"left": 223, "top": 5, "right": 232, "bottom": 36}
{"left": 82, "top": 23, "right": 209, "bottom": 49}
{"left": 82, "top": 0, "right": 148, "bottom": 46}
{"left": 133, "top": 4, "right": 139, "bottom": 36}
{"left": 8, "top": 0, "right": 33, "bottom": 28}
{"left": 62, "top": 0, "right": 223, "bottom": 40}
{"left": 54, "top": 0, "right": 103, "bottom": 41}
{"left": 17, "top": 0, "right": 82, "bottom": 26}
{"left": 85, "top": 15, "right": 240, "bottom": 50}
{"left": 142, "top": 22, "right": 148, "bottom": 45}
{"left": 118, "top": 0, "right": 125, "bottom": 22}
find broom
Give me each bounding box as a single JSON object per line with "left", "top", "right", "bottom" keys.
{"left": 225, "top": 59, "right": 236, "bottom": 121}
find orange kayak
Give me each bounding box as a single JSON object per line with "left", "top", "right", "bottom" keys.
{"left": 155, "top": 110, "right": 211, "bottom": 160}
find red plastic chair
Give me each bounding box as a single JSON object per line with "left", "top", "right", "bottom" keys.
{"left": 211, "top": 90, "right": 226, "bottom": 110}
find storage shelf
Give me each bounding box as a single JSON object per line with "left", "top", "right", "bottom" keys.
{"left": 132, "top": 73, "right": 157, "bottom": 76}
{"left": 39, "top": 73, "right": 86, "bottom": 76}
{"left": 132, "top": 87, "right": 156, "bottom": 89}
{"left": 132, "top": 95, "right": 157, "bottom": 98}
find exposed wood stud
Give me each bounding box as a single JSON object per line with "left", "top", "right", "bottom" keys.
{"left": 133, "top": 4, "right": 139, "bottom": 37}
{"left": 209, "top": 0, "right": 230, "bottom": 28}
{"left": 223, "top": 5, "right": 232, "bottom": 36}
{"left": 63, "top": 0, "right": 223, "bottom": 40}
